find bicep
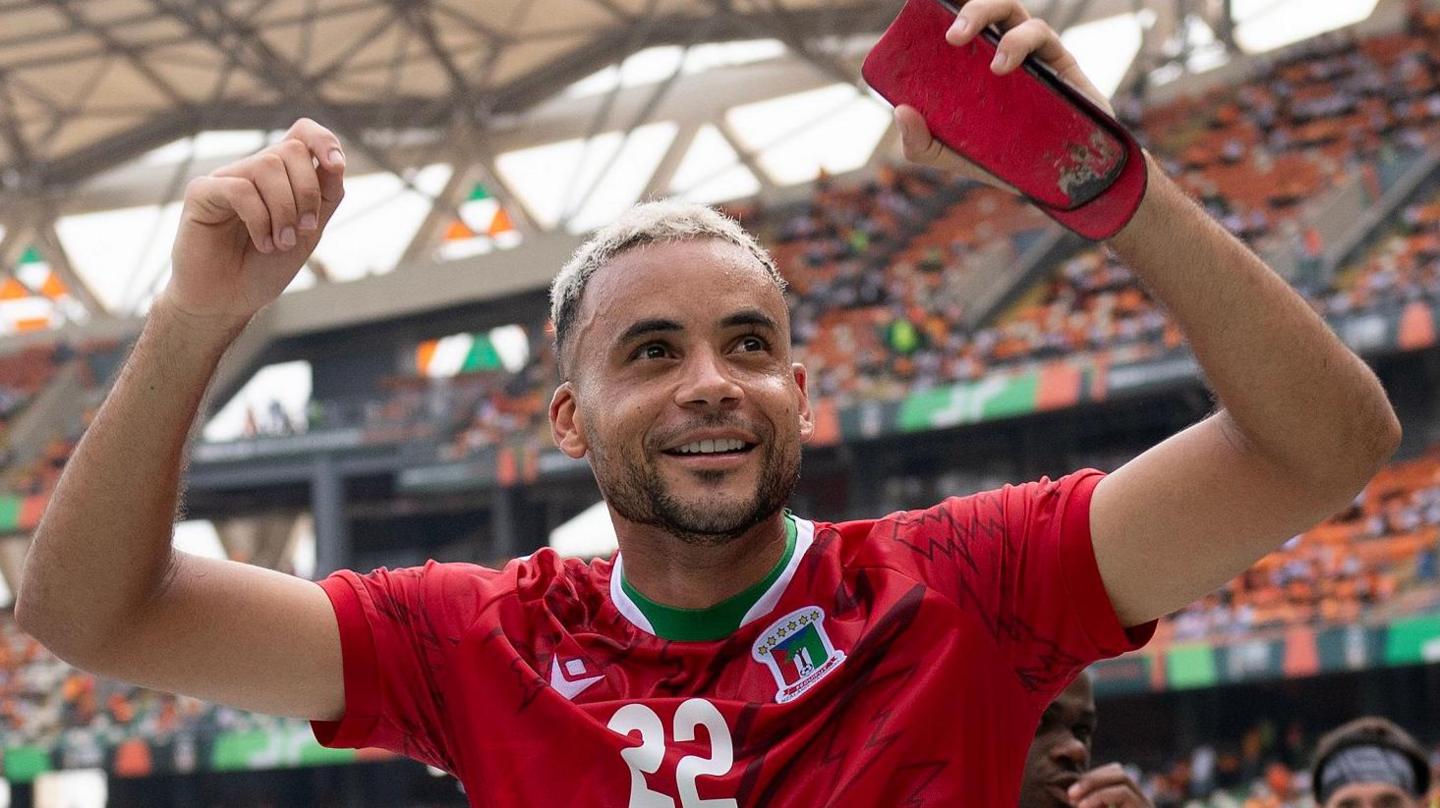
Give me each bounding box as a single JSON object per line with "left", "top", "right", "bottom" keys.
{"left": 83, "top": 551, "right": 344, "bottom": 722}
{"left": 1090, "top": 410, "right": 1345, "bottom": 626}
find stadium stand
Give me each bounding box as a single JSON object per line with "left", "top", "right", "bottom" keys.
{"left": 3, "top": 3, "right": 1440, "bottom": 805}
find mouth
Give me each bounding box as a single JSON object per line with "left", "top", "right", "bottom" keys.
{"left": 1048, "top": 776, "right": 1078, "bottom": 804}
{"left": 660, "top": 438, "right": 758, "bottom": 470}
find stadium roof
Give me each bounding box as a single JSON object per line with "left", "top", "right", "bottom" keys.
{"left": 0, "top": 0, "right": 1385, "bottom": 333}
{"left": 0, "top": 0, "right": 902, "bottom": 187}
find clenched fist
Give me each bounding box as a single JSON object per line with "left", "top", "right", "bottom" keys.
{"left": 160, "top": 118, "right": 346, "bottom": 333}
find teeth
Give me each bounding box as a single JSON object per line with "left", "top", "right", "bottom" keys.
{"left": 676, "top": 438, "right": 746, "bottom": 454}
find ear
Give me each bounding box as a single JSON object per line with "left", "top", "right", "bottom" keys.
{"left": 549, "top": 382, "right": 589, "bottom": 458}
{"left": 792, "top": 363, "right": 815, "bottom": 444}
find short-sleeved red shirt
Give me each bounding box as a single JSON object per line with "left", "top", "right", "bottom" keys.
{"left": 311, "top": 470, "right": 1153, "bottom": 805}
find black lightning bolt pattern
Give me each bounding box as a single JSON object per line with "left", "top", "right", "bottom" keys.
{"left": 881, "top": 491, "right": 1088, "bottom": 697}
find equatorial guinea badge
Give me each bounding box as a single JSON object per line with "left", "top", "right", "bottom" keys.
{"left": 752, "top": 606, "right": 846, "bottom": 704}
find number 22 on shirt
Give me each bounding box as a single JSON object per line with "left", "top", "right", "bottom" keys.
{"left": 607, "top": 699, "right": 738, "bottom": 808}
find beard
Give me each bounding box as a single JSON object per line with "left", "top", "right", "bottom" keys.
{"left": 589, "top": 418, "right": 801, "bottom": 546}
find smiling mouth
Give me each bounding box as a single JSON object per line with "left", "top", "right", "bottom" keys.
{"left": 660, "top": 439, "right": 758, "bottom": 457}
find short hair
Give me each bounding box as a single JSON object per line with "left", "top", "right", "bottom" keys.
{"left": 548, "top": 200, "right": 787, "bottom": 378}
{"left": 1311, "top": 716, "right": 1430, "bottom": 803}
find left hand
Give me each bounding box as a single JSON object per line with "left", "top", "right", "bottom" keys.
{"left": 1065, "top": 763, "right": 1153, "bottom": 808}
{"left": 895, "top": 0, "right": 1115, "bottom": 189}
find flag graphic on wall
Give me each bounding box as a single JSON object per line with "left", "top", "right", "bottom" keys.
{"left": 1, "top": 246, "right": 86, "bottom": 334}
{"left": 435, "top": 183, "right": 523, "bottom": 261}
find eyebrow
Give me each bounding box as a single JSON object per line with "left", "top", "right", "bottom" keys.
{"left": 614, "top": 310, "right": 779, "bottom": 347}
{"left": 616, "top": 318, "right": 684, "bottom": 346}
{"left": 721, "top": 309, "right": 780, "bottom": 332}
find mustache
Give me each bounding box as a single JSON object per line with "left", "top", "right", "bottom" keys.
{"left": 650, "top": 415, "right": 769, "bottom": 449}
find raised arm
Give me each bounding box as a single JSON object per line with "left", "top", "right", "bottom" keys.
{"left": 896, "top": 0, "right": 1401, "bottom": 626}
{"left": 15, "top": 119, "right": 351, "bottom": 720}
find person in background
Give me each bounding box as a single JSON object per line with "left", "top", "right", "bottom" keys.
{"left": 1019, "top": 672, "right": 1154, "bottom": 808}
{"left": 1311, "top": 717, "right": 1431, "bottom": 808}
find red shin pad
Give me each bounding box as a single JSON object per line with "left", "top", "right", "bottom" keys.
{"left": 862, "top": 0, "right": 1148, "bottom": 240}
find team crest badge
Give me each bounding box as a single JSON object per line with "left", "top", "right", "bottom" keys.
{"left": 752, "top": 606, "right": 846, "bottom": 704}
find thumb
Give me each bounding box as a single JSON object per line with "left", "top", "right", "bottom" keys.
{"left": 896, "top": 105, "right": 945, "bottom": 165}
{"left": 894, "top": 105, "right": 1019, "bottom": 193}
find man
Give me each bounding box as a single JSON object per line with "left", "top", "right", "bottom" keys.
{"left": 1311, "top": 718, "right": 1431, "bottom": 808}
{"left": 16, "top": 0, "right": 1399, "bottom": 804}
{"left": 1020, "top": 673, "right": 1153, "bottom": 808}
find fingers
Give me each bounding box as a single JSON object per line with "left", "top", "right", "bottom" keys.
{"left": 990, "top": 18, "right": 1068, "bottom": 75}
{"left": 1072, "top": 783, "right": 1148, "bottom": 808}
{"left": 245, "top": 152, "right": 301, "bottom": 251}
{"left": 274, "top": 139, "right": 322, "bottom": 235}
{"left": 285, "top": 117, "right": 346, "bottom": 205}
{"left": 186, "top": 176, "right": 274, "bottom": 253}
{"left": 202, "top": 118, "right": 346, "bottom": 253}
{"left": 947, "top": 0, "right": 1030, "bottom": 46}
{"left": 895, "top": 105, "right": 948, "bottom": 168}
{"left": 1070, "top": 764, "right": 1150, "bottom": 808}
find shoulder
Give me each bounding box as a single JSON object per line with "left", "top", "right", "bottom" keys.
{"left": 339, "top": 550, "right": 613, "bottom": 628}
{"left": 806, "top": 469, "right": 1106, "bottom": 564}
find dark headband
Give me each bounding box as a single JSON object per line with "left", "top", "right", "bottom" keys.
{"left": 1317, "top": 745, "right": 1420, "bottom": 804}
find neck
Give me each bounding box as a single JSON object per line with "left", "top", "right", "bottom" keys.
{"left": 612, "top": 509, "right": 790, "bottom": 609}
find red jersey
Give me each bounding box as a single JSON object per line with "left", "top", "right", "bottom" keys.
{"left": 311, "top": 470, "right": 1153, "bottom": 806}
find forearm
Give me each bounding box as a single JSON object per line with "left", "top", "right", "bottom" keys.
{"left": 1108, "top": 154, "right": 1400, "bottom": 488}
{"left": 16, "top": 299, "right": 244, "bottom": 658}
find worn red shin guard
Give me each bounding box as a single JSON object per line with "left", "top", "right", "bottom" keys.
{"left": 862, "top": 0, "right": 1148, "bottom": 240}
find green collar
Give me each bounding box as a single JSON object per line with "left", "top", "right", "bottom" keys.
{"left": 618, "top": 514, "right": 799, "bottom": 642}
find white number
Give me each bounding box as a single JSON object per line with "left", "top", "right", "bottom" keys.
{"left": 607, "top": 699, "right": 738, "bottom": 808}
{"left": 673, "top": 699, "right": 738, "bottom": 808}
{"left": 608, "top": 703, "right": 674, "bottom": 808}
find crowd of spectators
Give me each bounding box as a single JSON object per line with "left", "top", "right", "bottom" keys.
{"left": 0, "top": 612, "right": 296, "bottom": 769}
{"left": 184, "top": 18, "right": 1440, "bottom": 448}
{"left": 796, "top": 22, "right": 1440, "bottom": 393}
{"left": 1164, "top": 450, "right": 1440, "bottom": 644}
{"left": 6, "top": 15, "right": 1440, "bottom": 769}
{"left": 1126, "top": 720, "right": 1440, "bottom": 807}
{"left": 1323, "top": 182, "right": 1440, "bottom": 316}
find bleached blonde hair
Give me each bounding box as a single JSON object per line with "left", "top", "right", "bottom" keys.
{"left": 549, "top": 199, "right": 786, "bottom": 377}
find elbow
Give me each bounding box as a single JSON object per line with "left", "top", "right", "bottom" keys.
{"left": 12, "top": 587, "right": 72, "bottom": 662}
{"left": 1325, "top": 401, "right": 1401, "bottom": 503}
{"left": 14, "top": 592, "right": 103, "bottom": 672}
{"left": 1356, "top": 395, "right": 1402, "bottom": 475}
{"left": 14, "top": 572, "right": 103, "bottom": 670}
{"left": 12, "top": 587, "right": 41, "bottom": 642}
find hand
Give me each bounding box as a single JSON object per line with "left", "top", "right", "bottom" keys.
{"left": 161, "top": 118, "right": 346, "bottom": 332}
{"left": 1066, "top": 763, "right": 1153, "bottom": 808}
{"left": 895, "top": 0, "right": 1114, "bottom": 189}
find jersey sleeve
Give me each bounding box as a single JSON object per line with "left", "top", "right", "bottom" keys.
{"left": 309, "top": 559, "right": 510, "bottom": 774}
{"left": 883, "top": 469, "right": 1156, "bottom": 707}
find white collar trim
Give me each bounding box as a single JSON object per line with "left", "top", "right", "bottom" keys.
{"left": 608, "top": 516, "right": 816, "bottom": 638}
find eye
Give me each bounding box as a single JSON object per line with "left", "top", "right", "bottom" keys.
{"left": 631, "top": 342, "right": 672, "bottom": 361}
{"left": 734, "top": 334, "right": 769, "bottom": 353}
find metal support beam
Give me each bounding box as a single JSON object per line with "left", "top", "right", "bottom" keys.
{"left": 148, "top": 0, "right": 437, "bottom": 204}
{"left": 39, "top": 0, "right": 195, "bottom": 110}
{"left": 641, "top": 120, "right": 703, "bottom": 201}
{"left": 714, "top": 118, "right": 778, "bottom": 193}
{"left": 489, "top": 486, "right": 518, "bottom": 560}
{"left": 561, "top": 2, "right": 721, "bottom": 227}
{"left": 33, "top": 221, "right": 109, "bottom": 317}
{"left": 700, "top": 0, "right": 860, "bottom": 89}
{"left": 310, "top": 452, "right": 350, "bottom": 577}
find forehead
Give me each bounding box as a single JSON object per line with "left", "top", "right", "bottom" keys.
{"left": 577, "top": 238, "right": 787, "bottom": 340}
{"left": 1052, "top": 676, "right": 1095, "bottom": 714}
{"left": 1329, "top": 782, "right": 1414, "bottom": 806}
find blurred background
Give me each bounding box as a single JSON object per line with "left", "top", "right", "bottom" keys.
{"left": 2, "top": 0, "right": 1440, "bottom": 804}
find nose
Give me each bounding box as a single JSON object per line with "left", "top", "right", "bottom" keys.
{"left": 674, "top": 347, "right": 743, "bottom": 409}
{"left": 1051, "top": 734, "right": 1088, "bottom": 772}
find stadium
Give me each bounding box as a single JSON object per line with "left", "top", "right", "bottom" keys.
{"left": 1, "top": 0, "right": 1440, "bottom": 805}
